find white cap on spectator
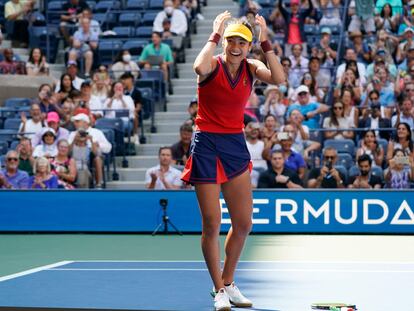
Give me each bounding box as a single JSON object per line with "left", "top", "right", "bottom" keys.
{"left": 320, "top": 27, "right": 332, "bottom": 35}
{"left": 41, "top": 127, "right": 56, "bottom": 137}
{"left": 296, "top": 85, "right": 309, "bottom": 95}
{"left": 409, "top": 0, "right": 414, "bottom": 6}
{"left": 72, "top": 113, "right": 90, "bottom": 123}
{"left": 405, "top": 27, "right": 414, "bottom": 34}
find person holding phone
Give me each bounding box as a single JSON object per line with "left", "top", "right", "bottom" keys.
{"left": 385, "top": 148, "right": 414, "bottom": 189}
{"left": 181, "top": 11, "right": 284, "bottom": 310}
{"left": 307, "top": 147, "right": 346, "bottom": 188}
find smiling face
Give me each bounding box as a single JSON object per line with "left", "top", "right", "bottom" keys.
{"left": 223, "top": 36, "right": 251, "bottom": 64}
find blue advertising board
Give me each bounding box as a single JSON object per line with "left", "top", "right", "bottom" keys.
{"left": 0, "top": 190, "right": 413, "bottom": 233}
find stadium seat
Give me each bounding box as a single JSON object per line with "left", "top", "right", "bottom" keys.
{"left": 95, "top": 0, "right": 121, "bottom": 12}
{"left": 137, "top": 87, "right": 154, "bottom": 119}
{"left": 86, "top": 0, "right": 96, "bottom": 10}
{"left": 0, "top": 129, "right": 17, "bottom": 143}
{"left": 9, "top": 140, "right": 19, "bottom": 151}
{"left": 119, "top": 12, "right": 142, "bottom": 27}
{"left": 140, "top": 69, "right": 165, "bottom": 102}
{"left": 337, "top": 153, "right": 354, "bottom": 169}
{"left": 31, "top": 12, "right": 46, "bottom": 26}
{"left": 0, "top": 142, "right": 8, "bottom": 156}
{"left": 112, "top": 26, "right": 134, "bottom": 38}
{"left": 3, "top": 118, "right": 21, "bottom": 131}
{"left": 0, "top": 107, "right": 17, "bottom": 119}
{"left": 126, "top": 0, "right": 148, "bottom": 10}
{"left": 4, "top": 98, "right": 31, "bottom": 108}
{"left": 304, "top": 24, "right": 317, "bottom": 35}
{"left": 98, "top": 39, "right": 123, "bottom": 65}
{"left": 142, "top": 11, "right": 158, "bottom": 26}
{"left": 97, "top": 128, "right": 119, "bottom": 180}
{"left": 94, "top": 13, "right": 117, "bottom": 29}
{"left": 257, "top": 0, "right": 274, "bottom": 7}
{"left": 324, "top": 139, "right": 355, "bottom": 155}
{"left": 371, "top": 166, "right": 384, "bottom": 181}
{"left": 348, "top": 165, "right": 360, "bottom": 178}
{"left": 135, "top": 26, "right": 153, "bottom": 39}
{"left": 47, "top": 1, "right": 64, "bottom": 24}
{"left": 28, "top": 27, "right": 59, "bottom": 63}
{"left": 149, "top": 0, "right": 163, "bottom": 10}
{"left": 122, "top": 39, "right": 148, "bottom": 56}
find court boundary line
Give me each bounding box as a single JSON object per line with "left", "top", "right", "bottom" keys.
{"left": 0, "top": 261, "right": 73, "bottom": 282}
{"left": 73, "top": 260, "right": 414, "bottom": 265}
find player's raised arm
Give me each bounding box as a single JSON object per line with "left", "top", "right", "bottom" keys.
{"left": 193, "top": 11, "right": 231, "bottom": 77}
{"left": 250, "top": 14, "right": 285, "bottom": 85}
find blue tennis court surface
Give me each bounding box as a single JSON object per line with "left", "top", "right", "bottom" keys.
{"left": 0, "top": 260, "right": 413, "bottom": 310}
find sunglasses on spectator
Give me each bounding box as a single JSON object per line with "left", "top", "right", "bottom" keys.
{"left": 7, "top": 158, "right": 18, "bottom": 162}
{"left": 298, "top": 92, "right": 308, "bottom": 96}
{"left": 324, "top": 156, "right": 336, "bottom": 160}
{"left": 406, "top": 88, "right": 414, "bottom": 92}
{"left": 333, "top": 106, "right": 343, "bottom": 110}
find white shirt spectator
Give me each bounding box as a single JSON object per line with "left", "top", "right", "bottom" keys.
{"left": 153, "top": 9, "right": 188, "bottom": 36}
{"left": 145, "top": 165, "right": 183, "bottom": 189}
{"left": 104, "top": 95, "right": 135, "bottom": 120}
{"left": 33, "top": 144, "right": 58, "bottom": 158}
{"left": 336, "top": 62, "right": 367, "bottom": 85}
{"left": 68, "top": 127, "right": 112, "bottom": 154}
{"left": 18, "top": 119, "right": 43, "bottom": 140}
{"left": 246, "top": 140, "right": 267, "bottom": 171}
{"left": 391, "top": 113, "right": 414, "bottom": 128}
{"left": 89, "top": 95, "right": 104, "bottom": 117}
{"left": 31, "top": 127, "right": 70, "bottom": 147}
{"left": 54, "top": 76, "right": 85, "bottom": 92}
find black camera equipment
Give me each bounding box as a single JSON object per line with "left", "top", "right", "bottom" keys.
{"left": 152, "top": 198, "right": 182, "bottom": 235}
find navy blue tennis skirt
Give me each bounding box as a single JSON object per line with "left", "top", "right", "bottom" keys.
{"left": 181, "top": 131, "right": 252, "bottom": 184}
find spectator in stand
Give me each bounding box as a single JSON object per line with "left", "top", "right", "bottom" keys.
{"left": 0, "top": 48, "right": 25, "bottom": 74}
{"left": 139, "top": 32, "right": 174, "bottom": 82}
{"left": 18, "top": 103, "right": 44, "bottom": 140}
{"left": 308, "top": 56, "right": 331, "bottom": 92}
{"left": 32, "top": 128, "right": 58, "bottom": 158}
{"left": 375, "top": 0, "right": 403, "bottom": 16}
{"left": 348, "top": 0, "right": 376, "bottom": 35}
{"left": 50, "top": 139, "right": 77, "bottom": 189}
{"left": 313, "top": 27, "right": 337, "bottom": 65}
{"left": 340, "top": 88, "right": 360, "bottom": 128}
{"left": 396, "top": 28, "right": 414, "bottom": 65}
{"left": 392, "top": 96, "right": 414, "bottom": 128}
{"left": 385, "top": 148, "right": 414, "bottom": 188}
{"left": 272, "top": 131, "right": 306, "bottom": 179}
{"left": 323, "top": 101, "right": 355, "bottom": 140}
{"left": 307, "top": 147, "right": 346, "bottom": 188}
{"left": 161, "top": 18, "right": 174, "bottom": 39}
{"left": 386, "top": 122, "right": 414, "bottom": 160}
{"left": 68, "top": 113, "right": 112, "bottom": 188}
{"left": 111, "top": 50, "right": 141, "bottom": 80}
{"left": 60, "top": 97, "right": 76, "bottom": 131}
{"left": 366, "top": 50, "right": 397, "bottom": 82}
{"left": 171, "top": 123, "right": 193, "bottom": 166}
{"left": 268, "top": 3, "right": 285, "bottom": 35}
{"left": 184, "top": 97, "right": 198, "bottom": 127}
{"left": 300, "top": 72, "right": 324, "bottom": 103}
{"left": 336, "top": 48, "right": 367, "bottom": 83}
{"left": 319, "top": 0, "right": 341, "bottom": 27}
{"left": 287, "top": 85, "right": 329, "bottom": 131}
{"left": 145, "top": 146, "right": 183, "bottom": 189}
{"left": 57, "top": 73, "right": 75, "bottom": 102}
{"left": 60, "top": 0, "right": 90, "bottom": 46}
{"left": 257, "top": 150, "right": 302, "bottom": 189}
{"left": 31, "top": 112, "right": 70, "bottom": 147}
{"left": 261, "top": 114, "right": 279, "bottom": 152}
{"left": 0, "top": 150, "right": 29, "bottom": 189}
{"left": 91, "top": 68, "right": 111, "bottom": 105}
{"left": 26, "top": 48, "right": 49, "bottom": 76}
{"left": 281, "top": 118, "right": 321, "bottom": 162}
{"left": 334, "top": 68, "right": 363, "bottom": 103}
{"left": 68, "top": 17, "right": 98, "bottom": 77}
{"left": 153, "top": 0, "right": 188, "bottom": 37}
{"left": 104, "top": 81, "right": 135, "bottom": 129}
{"left": 348, "top": 31, "right": 371, "bottom": 65}
{"left": 79, "top": 81, "right": 104, "bottom": 121}
{"left": 356, "top": 130, "right": 384, "bottom": 167}
{"left": 66, "top": 61, "right": 85, "bottom": 90}
{"left": 375, "top": 3, "right": 398, "bottom": 33}
{"left": 29, "top": 157, "right": 59, "bottom": 189}
{"left": 348, "top": 154, "right": 383, "bottom": 189}
{"left": 16, "top": 137, "right": 34, "bottom": 176}
{"left": 358, "top": 97, "right": 391, "bottom": 140}
{"left": 278, "top": 0, "right": 313, "bottom": 56}
{"left": 4, "top": 0, "right": 33, "bottom": 47}
{"left": 260, "top": 85, "right": 286, "bottom": 126}
{"left": 363, "top": 73, "right": 396, "bottom": 118}
{"left": 245, "top": 121, "right": 268, "bottom": 172}
{"left": 120, "top": 72, "right": 143, "bottom": 144}
{"left": 245, "top": 90, "right": 261, "bottom": 122}
{"left": 289, "top": 44, "right": 309, "bottom": 88}
{"left": 78, "top": 8, "right": 100, "bottom": 36}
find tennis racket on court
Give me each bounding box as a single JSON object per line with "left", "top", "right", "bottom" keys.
{"left": 311, "top": 302, "right": 357, "bottom": 311}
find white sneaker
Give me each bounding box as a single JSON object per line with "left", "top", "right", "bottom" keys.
{"left": 214, "top": 288, "right": 231, "bottom": 311}
{"left": 225, "top": 282, "right": 253, "bottom": 307}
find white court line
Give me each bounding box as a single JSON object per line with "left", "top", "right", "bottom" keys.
{"left": 74, "top": 260, "right": 414, "bottom": 265}
{"left": 0, "top": 261, "right": 73, "bottom": 282}
{"left": 49, "top": 268, "right": 414, "bottom": 273}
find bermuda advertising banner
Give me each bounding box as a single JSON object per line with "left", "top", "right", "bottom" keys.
{"left": 0, "top": 190, "right": 413, "bottom": 233}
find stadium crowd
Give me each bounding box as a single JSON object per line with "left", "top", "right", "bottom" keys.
{"left": 1, "top": 0, "right": 414, "bottom": 190}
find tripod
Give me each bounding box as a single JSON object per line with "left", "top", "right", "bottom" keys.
{"left": 152, "top": 199, "right": 183, "bottom": 235}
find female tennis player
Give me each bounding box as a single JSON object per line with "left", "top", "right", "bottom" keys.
{"left": 181, "top": 11, "right": 285, "bottom": 311}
